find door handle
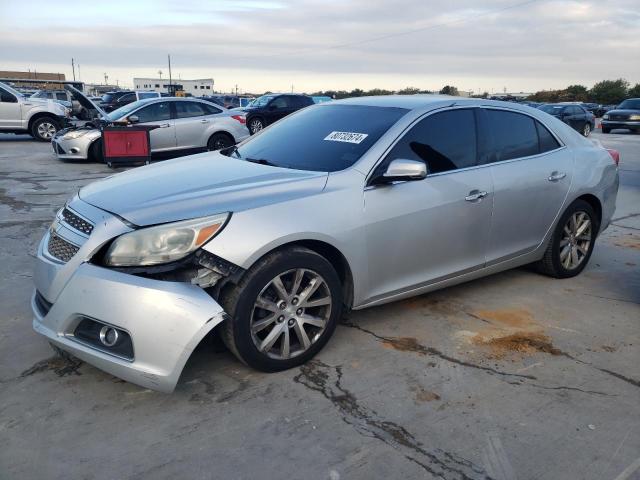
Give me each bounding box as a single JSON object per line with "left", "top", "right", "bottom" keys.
{"left": 548, "top": 171, "right": 566, "bottom": 182}
{"left": 465, "top": 190, "right": 488, "bottom": 202}
{"left": 158, "top": 123, "right": 171, "bottom": 128}
{"left": 200, "top": 119, "right": 209, "bottom": 123}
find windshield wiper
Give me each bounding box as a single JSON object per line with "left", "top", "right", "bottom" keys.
{"left": 224, "top": 145, "right": 241, "bottom": 158}
{"left": 245, "top": 157, "right": 277, "bottom": 166}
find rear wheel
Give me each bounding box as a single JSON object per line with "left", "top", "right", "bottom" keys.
{"left": 207, "top": 132, "right": 233, "bottom": 151}
{"left": 31, "top": 117, "right": 60, "bottom": 141}
{"left": 535, "top": 199, "right": 598, "bottom": 278}
{"left": 582, "top": 122, "right": 591, "bottom": 137}
{"left": 220, "top": 246, "right": 342, "bottom": 371}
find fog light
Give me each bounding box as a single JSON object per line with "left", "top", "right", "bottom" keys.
{"left": 69, "top": 147, "right": 80, "bottom": 153}
{"left": 99, "top": 326, "right": 119, "bottom": 347}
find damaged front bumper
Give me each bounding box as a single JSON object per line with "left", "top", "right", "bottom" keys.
{"left": 32, "top": 198, "right": 230, "bottom": 392}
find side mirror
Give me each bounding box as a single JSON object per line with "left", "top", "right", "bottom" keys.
{"left": 128, "top": 115, "right": 140, "bottom": 124}
{"left": 373, "top": 159, "right": 427, "bottom": 185}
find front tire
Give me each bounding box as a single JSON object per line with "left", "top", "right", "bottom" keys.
{"left": 248, "top": 117, "right": 264, "bottom": 135}
{"left": 89, "top": 139, "right": 104, "bottom": 163}
{"left": 220, "top": 246, "right": 343, "bottom": 371}
{"left": 31, "top": 117, "right": 60, "bottom": 141}
{"left": 535, "top": 199, "right": 598, "bottom": 278}
{"left": 582, "top": 122, "right": 591, "bottom": 137}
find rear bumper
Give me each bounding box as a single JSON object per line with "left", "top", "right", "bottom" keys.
{"left": 32, "top": 260, "right": 227, "bottom": 392}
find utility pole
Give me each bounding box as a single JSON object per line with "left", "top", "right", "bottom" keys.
{"left": 168, "top": 54, "right": 173, "bottom": 95}
{"left": 158, "top": 70, "right": 163, "bottom": 80}
{"left": 71, "top": 58, "right": 76, "bottom": 81}
{"left": 77, "top": 63, "right": 81, "bottom": 81}
{"left": 104, "top": 73, "right": 108, "bottom": 85}
{"left": 235, "top": 84, "right": 238, "bottom": 95}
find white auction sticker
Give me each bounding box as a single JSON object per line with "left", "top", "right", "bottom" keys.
{"left": 324, "top": 131, "right": 369, "bottom": 144}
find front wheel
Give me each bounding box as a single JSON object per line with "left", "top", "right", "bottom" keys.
{"left": 248, "top": 117, "right": 264, "bottom": 135}
{"left": 602, "top": 126, "right": 611, "bottom": 134}
{"left": 31, "top": 117, "right": 60, "bottom": 141}
{"left": 535, "top": 199, "right": 598, "bottom": 278}
{"left": 220, "top": 246, "right": 343, "bottom": 371}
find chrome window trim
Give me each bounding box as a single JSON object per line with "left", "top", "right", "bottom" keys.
{"left": 364, "top": 104, "right": 567, "bottom": 187}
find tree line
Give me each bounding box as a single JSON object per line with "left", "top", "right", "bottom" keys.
{"left": 309, "top": 80, "right": 639, "bottom": 105}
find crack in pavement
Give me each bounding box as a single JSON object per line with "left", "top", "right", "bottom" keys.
{"left": 343, "top": 321, "right": 640, "bottom": 391}
{"left": 342, "top": 321, "right": 536, "bottom": 380}
{"left": 294, "top": 360, "right": 494, "bottom": 480}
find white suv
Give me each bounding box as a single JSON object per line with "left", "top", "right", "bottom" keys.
{"left": 0, "top": 81, "right": 70, "bottom": 141}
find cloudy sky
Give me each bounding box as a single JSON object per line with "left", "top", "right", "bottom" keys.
{"left": 1, "top": 0, "right": 638, "bottom": 94}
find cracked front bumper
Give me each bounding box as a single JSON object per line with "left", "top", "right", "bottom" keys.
{"left": 32, "top": 260, "right": 227, "bottom": 393}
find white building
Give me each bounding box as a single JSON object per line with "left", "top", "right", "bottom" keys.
{"left": 132, "top": 77, "right": 214, "bottom": 96}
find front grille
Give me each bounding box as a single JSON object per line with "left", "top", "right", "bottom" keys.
{"left": 54, "top": 142, "right": 66, "bottom": 155}
{"left": 34, "top": 291, "right": 53, "bottom": 317}
{"left": 61, "top": 208, "right": 93, "bottom": 235}
{"left": 609, "top": 114, "right": 628, "bottom": 121}
{"left": 47, "top": 232, "right": 80, "bottom": 262}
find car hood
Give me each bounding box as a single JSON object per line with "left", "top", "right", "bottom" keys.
{"left": 64, "top": 84, "right": 108, "bottom": 118}
{"left": 79, "top": 152, "right": 329, "bottom": 226}
{"left": 605, "top": 109, "right": 640, "bottom": 115}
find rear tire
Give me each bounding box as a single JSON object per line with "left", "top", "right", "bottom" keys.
{"left": 582, "top": 122, "right": 591, "bottom": 137}
{"left": 220, "top": 246, "right": 342, "bottom": 372}
{"left": 248, "top": 117, "right": 264, "bottom": 135}
{"left": 31, "top": 117, "right": 60, "bottom": 141}
{"left": 207, "top": 132, "right": 233, "bottom": 151}
{"left": 535, "top": 199, "right": 598, "bottom": 279}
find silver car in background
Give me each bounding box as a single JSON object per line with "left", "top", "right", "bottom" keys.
{"left": 33, "top": 96, "right": 619, "bottom": 392}
{"left": 52, "top": 96, "right": 250, "bottom": 162}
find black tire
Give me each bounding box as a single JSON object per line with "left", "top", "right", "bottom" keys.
{"left": 207, "top": 132, "right": 233, "bottom": 151}
{"left": 220, "top": 246, "right": 343, "bottom": 372}
{"left": 535, "top": 199, "right": 599, "bottom": 279}
{"left": 89, "top": 139, "right": 104, "bottom": 163}
{"left": 602, "top": 126, "right": 610, "bottom": 134}
{"left": 582, "top": 122, "right": 591, "bottom": 137}
{"left": 30, "top": 116, "right": 60, "bottom": 141}
{"left": 248, "top": 117, "right": 264, "bottom": 135}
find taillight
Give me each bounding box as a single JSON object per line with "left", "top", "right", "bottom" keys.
{"left": 231, "top": 115, "right": 246, "bottom": 124}
{"left": 606, "top": 148, "right": 620, "bottom": 166}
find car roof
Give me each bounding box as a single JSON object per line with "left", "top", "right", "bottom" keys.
{"left": 332, "top": 94, "right": 461, "bottom": 109}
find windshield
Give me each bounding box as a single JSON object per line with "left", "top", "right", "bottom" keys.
{"left": 250, "top": 95, "right": 276, "bottom": 107}
{"left": 617, "top": 99, "right": 640, "bottom": 110}
{"left": 538, "top": 104, "right": 563, "bottom": 114}
{"left": 106, "top": 99, "right": 154, "bottom": 121}
{"left": 227, "top": 104, "right": 408, "bottom": 172}
{"left": 137, "top": 92, "right": 158, "bottom": 100}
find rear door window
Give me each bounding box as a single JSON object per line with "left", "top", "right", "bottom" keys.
{"left": 484, "top": 109, "right": 539, "bottom": 161}
{"left": 381, "top": 108, "right": 478, "bottom": 175}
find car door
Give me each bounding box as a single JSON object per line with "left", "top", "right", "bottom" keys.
{"left": 363, "top": 108, "right": 493, "bottom": 302}
{"left": 130, "top": 101, "right": 176, "bottom": 152}
{"left": 173, "top": 101, "right": 211, "bottom": 149}
{"left": 480, "top": 108, "right": 573, "bottom": 264}
{"left": 265, "top": 96, "right": 291, "bottom": 125}
{"left": 0, "top": 86, "right": 22, "bottom": 128}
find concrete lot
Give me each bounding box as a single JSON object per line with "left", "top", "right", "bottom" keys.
{"left": 0, "top": 130, "right": 638, "bottom": 480}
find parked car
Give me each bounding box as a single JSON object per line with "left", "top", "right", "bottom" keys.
{"left": 32, "top": 96, "right": 619, "bottom": 392}
{"left": 100, "top": 91, "right": 161, "bottom": 112}
{"left": 243, "top": 93, "right": 314, "bottom": 134}
{"left": 538, "top": 103, "right": 595, "bottom": 136}
{"left": 595, "top": 104, "right": 616, "bottom": 118}
{"left": 52, "top": 87, "right": 249, "bottom": 162}
{"left": 0, "top": 81, "right": 70, "bottom": 141}
{"left": 30, "top": 89, "right": 94, "bottom": 119}
{"left": 601, "top": 98, "right": 640, "bottom": 134}
{"left": 312, "top": 96, "right": 333, "bottom": 104}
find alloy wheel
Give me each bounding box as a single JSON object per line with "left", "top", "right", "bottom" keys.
{"left": 559, "top": 211, "right": 592, "bottom": 270}
{"left": 37, "top": 122, "right": 57, "bottom": 139}
{"left": 250, "top": 268, "right": 332, "bottom": 360}
{"left": 583, "top": 123, "right": 591, "bottom": 136}
{"left": 250, "top": 119, "right": 263, "bottom": 134}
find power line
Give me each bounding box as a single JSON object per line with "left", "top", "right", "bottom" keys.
{"left": 254, "top": 0, "right": 541, "bottom": 60}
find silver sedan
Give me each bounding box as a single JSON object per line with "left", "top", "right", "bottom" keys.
{"left": 51, "top": 97, "right": 250, "bottom": 162}
{"left": 33, "top": 96, "right": 619, "bottom": 392}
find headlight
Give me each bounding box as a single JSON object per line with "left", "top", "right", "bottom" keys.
{"left": 63, "top": 130, "right": 90, "bottom": 139}
{"left": 629, "top": 114, "right": 640, "bottom": 121}
{"left": 602, "top": 114, "right": 609, "bottom": 120}
{"left": 104, "top": 213, "right": 229, "bottom": 267}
